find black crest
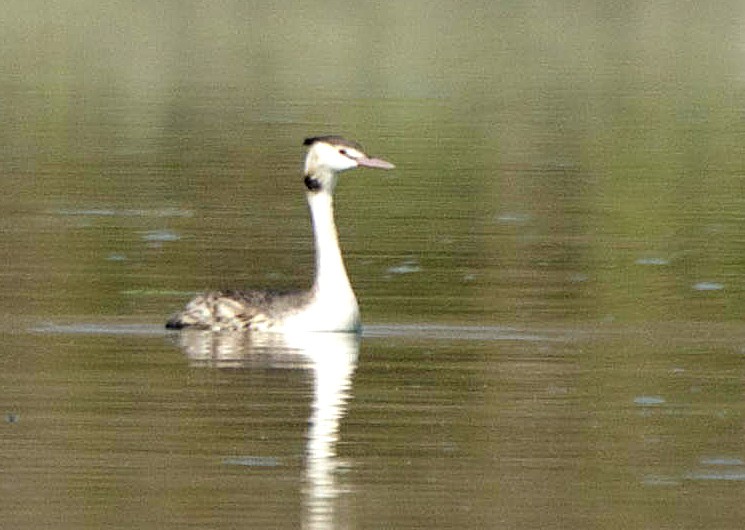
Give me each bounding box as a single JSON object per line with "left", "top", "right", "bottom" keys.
{"left": 303, "top": 135, "right": 364, "bottom": 151}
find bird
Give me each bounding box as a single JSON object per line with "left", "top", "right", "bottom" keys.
{"left": 165, "top": 135, "right": 395, "bottom": 332}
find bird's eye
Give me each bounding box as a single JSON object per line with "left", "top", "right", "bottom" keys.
{"left": 339, "top": 149, "right": 348, "bottom": 156}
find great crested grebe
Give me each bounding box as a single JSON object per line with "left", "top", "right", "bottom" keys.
{"left": 166, "top": 136, "right": 395, "bottom": 332}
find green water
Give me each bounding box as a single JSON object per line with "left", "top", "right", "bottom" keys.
{"left": 2, "top": 2, "right": 745, "bottom": 528}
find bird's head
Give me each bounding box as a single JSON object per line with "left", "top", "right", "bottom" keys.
{"left": 302, "top": 136, "right": 395, "bottom": 192}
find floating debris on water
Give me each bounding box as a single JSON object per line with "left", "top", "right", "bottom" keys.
{"left": 141, "top": 230, "right": 180, "bottom": 242}
{"left": 223, "top": 456, "right": 281, "bottom": 468}
{"left": 635, "top": 257, "right": 670, "bottom": 266}
{"left": 495, "top": 213, "right": 531, "bottom": 224}
{"left": 106, "top": 253, "right": 128, "bottom": 262}
{"left": 634, "top": 396, "right": 666, "bottom": 406}
{"left": 692, "top": 282, "right": 724, "bottom": 291}
{"left": 387, "top": 260, "right": 421, "bottom": 275}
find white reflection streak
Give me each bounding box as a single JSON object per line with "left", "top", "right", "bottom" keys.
{"left": 299, "top": 333, "right": 358, "bottom": 530}
{"left": 175, "top": 330, "right": 359, "bottom": 530}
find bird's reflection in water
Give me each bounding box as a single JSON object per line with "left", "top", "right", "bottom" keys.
{"left": 174, "top": 329, "right": 360, "bottom": 530}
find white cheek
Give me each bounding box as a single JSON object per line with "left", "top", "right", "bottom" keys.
{"left": 330, "top": 154, "right": 357, "bottom": 172}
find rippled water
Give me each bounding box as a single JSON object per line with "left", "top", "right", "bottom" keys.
{"left": 6, "top": 321, "right": 745, "bottom": 528}
{"left": 3, "top": 1, "right": 745, "bottom": 529}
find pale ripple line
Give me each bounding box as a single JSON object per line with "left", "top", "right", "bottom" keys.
{"left": 31, "top": 323, "right": 167, "bottom": 336}
{"left": 362, "top": 324, "right": 560, "bottom": 342}
{"left": 30, "top": 322, "right": 560, "bottom": 342}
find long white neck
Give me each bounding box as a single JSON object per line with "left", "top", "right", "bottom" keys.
{"left": 306, "top": 188, "right": 356, "bottom": 306}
